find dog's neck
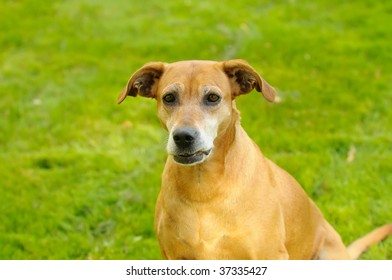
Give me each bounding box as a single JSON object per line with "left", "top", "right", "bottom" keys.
{"left": 163, "top": 107, "right": 259, "bottom": 202}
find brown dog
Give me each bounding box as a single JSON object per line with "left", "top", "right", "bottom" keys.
{"left": 118, "top": 59, "right": 392, "bottom": 259}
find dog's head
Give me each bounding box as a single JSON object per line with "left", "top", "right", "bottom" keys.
{"left": 118, "top": 60, "right": 275, "bottom": 166}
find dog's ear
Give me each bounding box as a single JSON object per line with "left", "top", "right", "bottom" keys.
{"left": 117, "top": 62, "right": 167, "bottom": 104}
{"left": 221, "top": 59, "right": 275, "bottom": 102}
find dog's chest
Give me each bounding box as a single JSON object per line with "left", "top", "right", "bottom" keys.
{"left": 155, "top": 199, "right": 259, "bottom": 259}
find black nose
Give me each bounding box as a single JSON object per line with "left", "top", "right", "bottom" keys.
{"left": 173, "top": 127, "right": 198, "bottom": 149}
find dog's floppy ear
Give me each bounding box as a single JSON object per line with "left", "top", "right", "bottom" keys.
{"left": 221, "top": 59, "right": 275, "bottom": 102}
{"left": 117, "top": 62, "right": 167, "bottom": 104}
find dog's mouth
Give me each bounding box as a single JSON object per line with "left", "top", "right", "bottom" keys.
{"left": 173, "top": 149, "right": 212, "bottom": 165}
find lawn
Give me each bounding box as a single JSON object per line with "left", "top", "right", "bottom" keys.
{"left": 0, "top": 0, "right": 391, "bottom": 259}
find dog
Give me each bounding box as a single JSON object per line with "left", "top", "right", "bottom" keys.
{"left": 117, "top": 59, "right": 392, "bottom": 259}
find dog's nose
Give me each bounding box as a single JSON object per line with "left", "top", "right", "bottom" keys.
{"left": 173, "top": 127, "right": 198, "bottom": 149}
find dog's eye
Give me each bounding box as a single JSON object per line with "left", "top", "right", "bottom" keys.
{"left": 205, "top": 93, "right": 221, "bottom": 104}
{"left": 163, "top": 93, "right": 176, "bottom": 104}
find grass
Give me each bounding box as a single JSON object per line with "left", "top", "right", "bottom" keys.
{"left": 0, "top": 0, "right": 391, "bottom": 259}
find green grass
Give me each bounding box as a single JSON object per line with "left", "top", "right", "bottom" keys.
{"left": 0, "top": 0, "right": 391, "bottom": 259}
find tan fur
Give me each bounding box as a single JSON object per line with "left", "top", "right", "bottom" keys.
{"left": 118, "top": 59, "right": 392, "bottom": 259}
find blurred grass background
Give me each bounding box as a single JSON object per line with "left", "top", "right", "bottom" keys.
{"left": 0, "top": 0, "right": 391, "bottom": 259}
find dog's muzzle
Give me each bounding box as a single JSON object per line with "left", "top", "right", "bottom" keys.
{"left": 170, "top": 127, "right": 212, "bottom": 165}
